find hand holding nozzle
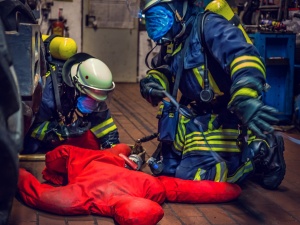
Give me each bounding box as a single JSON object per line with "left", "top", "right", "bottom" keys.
{"left": 162, "top": 91, "right": 194, "bottom": 119}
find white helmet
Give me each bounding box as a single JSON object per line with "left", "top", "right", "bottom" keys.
{"left": 62, "top": 53, "right": 115, "bottom": 101}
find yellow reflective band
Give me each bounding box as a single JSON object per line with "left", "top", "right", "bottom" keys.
{"left": 193, "top": 67, "right": 204, "bottom": 87}
{"left": 177, "top": 116, "right": 186, "bottom": 135}
{"left": 194, "top": 168, "right": 206, "bottom": 181}
{"left": 166, "top": 43, "right": 174, "bottom": 54}
{"left": 91, "top": 118, "right": 117, "bottom": 138}
{"left": 184, "top": 133, "right": 241, "bottom": 153}
{"left": 174, "top": 133, "right": 184, "bottom": 149}
{"left": 208, "top": 72, "right": 223, "bottom": 96}
{"left": 177, "top": 121, "right": 186, "bottom": 141}
{"left": 149, "top": 70, "right": 169, "bottom": 92}
{"left": 186, "top": 129, "right": 241, "bottom": 141}
{"left": 183, "top": 145, "right": 240, "bottom": 154}
{"left": 192, "top": 67, "right": 223, "bottom": 96}
{"left": 247, "top": 135, "right": 256, "bottom": 143}
{"left": 56, "top": 133, "right": 65, "bottom": 141}
{"left": 181, "top": 116, "right": 190, "bottom": 123}
{"left": 231, "top": 55, "right": 265, "bottom": 74}
{"left": 183, "top": 140, "right": 240, "bottom": 153}
{"left": 174, "top": 122, "right": 186, "bottom": 151}
{"left": 233, "top": 87, "right": 258, "bottom": 97}
{"left": 172, "top": 43, "right": 182, "bottom": 56}
{"left": 231, "top": 55, "right": 265, "bottom": 72}
{"left": 45, "top": 65, "right": 56, "bottom": 78}
{"left": 227, "top": 160, "right": 253, "bottom": 183}
{"left": 231, "top": 62, "right": 266, "bottom": 78}
{"left": 186, "top": 139, "right": 239, "bottom": 147}
{"left": 157, "top": 104, "right": 164, "bottom": 117}
{"left": 249, "top": 139, "right": 270, "bottom": 148}
{"left": 262, "top": 139, "right": 270, "bottom": 148}
{"left": 228, "top": 87, "right": 258, "bottom": 105}
{"left": 243, "top": 161, "right": 254, "bottom": 173}
{"left": 31, "top": 122, "right": 50, "bottom": 140}
{"left": 45, "top": 70, "right": 51, "bottom": 77}
{"left": 208, "top": 114, "right": 218, "bottom": 130}
{"left": 173, "top": 142, "right": 183, "bottom": 152}
{"left": 215, "top": 162, "right": 228, "bottom": 182}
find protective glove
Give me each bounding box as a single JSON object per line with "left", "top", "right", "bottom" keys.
{"left": 140, "top": 78, "right": 165, "bottom": 106}
{"left": 229, "top": 97, "right": 279, "bottom": 138}
{"left": 54, "top": 116, "right": 91, "bottom": 138}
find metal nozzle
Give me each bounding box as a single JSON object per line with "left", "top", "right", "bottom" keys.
{"left": 147, "top": 157, "right": 164, "bottom": 175}
{"left": 162, "top": 91, "right": 194, "bottom": 119}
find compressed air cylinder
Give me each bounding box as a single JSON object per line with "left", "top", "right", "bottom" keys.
{"left": 42, "top": 34, "right": 78, "bottom": 60}
{"left": 205, "top": 0, "right": 252, "bottom": 44}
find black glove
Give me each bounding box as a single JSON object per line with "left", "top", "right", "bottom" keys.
{"left": 229, "top": 98, "right": 279, "bottom": 138}
{"left": 54, "top": 117, "right": 91, "bottom": 138}
{"left": 140, "top": 78, "right": 165, "bottom": 106}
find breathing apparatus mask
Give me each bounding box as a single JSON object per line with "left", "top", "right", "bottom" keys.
{"left": 126, "top": 0, "right": 188, "bottom": 45}
{"left": 145, "top": 5, "right": 174, "bottom": 43}
{"left": 77, "top": 95, "right": 109, "bottom": 114}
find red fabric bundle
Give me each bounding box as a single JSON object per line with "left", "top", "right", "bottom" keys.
{"left": 158, "top": 176, "right": 242, "bottom": 203}
{"left": 18, "top": 144, "right": 165, "bottom": 225}
{"left": 18, "top": 144, "right": 242, "bottom": 225}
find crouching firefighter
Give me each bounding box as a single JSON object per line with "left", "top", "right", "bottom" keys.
{"left": 126, "top": 0, "right": 286, "bottom": 190}
{"left": 23, "top": 36, "right": 119, "bottom": 153}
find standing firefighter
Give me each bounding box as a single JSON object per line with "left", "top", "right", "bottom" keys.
{"left": 127, "top": 0, "right": 286, "bottom": 190}
{"left": 23, "top": 37, "right": 119, "bottom": 153}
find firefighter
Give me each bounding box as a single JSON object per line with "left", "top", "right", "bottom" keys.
{"left": 23, "top": 48, "right": 120, "bottom": 154}
{"left": 127, "top": 0, "right": 286, "bottom": 190}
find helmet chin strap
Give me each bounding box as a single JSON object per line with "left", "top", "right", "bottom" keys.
{"left": 167, "top": 0, "right": 188, "bottom": 43}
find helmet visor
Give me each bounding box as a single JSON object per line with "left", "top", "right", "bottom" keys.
{"left": 77, "top": 95, "right": 110, "bottom": 113}
{"left": 126, "top": 0, "right": 169, "bottom": 17}
{"left": 78, "top": 82, "right": 115, "bottom": 102}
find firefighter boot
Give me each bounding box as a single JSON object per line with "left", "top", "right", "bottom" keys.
{"left": 250, "top": 133, "right": 286, "bottom": 190}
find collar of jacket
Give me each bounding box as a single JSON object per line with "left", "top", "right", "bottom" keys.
{"left": 181, "top": 13, "right": 205, "bottom": 70}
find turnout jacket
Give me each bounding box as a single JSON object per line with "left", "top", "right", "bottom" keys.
{"left": 149, "top": 12, "right": 266, "bottom": 111}
{"left": 145, "top": 12, "right": 267, "bottom": 181}
{"left": 23, "top": 61, "right": 119, "bottom": 154}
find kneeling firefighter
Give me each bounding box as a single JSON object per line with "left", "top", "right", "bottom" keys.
{"left": 127, "top": 0, "right": 286, "bottom": 189}
{"left": 23, "top": 36, "right": 119, "bottom": 153}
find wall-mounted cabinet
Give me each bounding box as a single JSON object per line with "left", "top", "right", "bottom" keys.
{"left": 249, "top": 32, "right": 296, "bottom": 122}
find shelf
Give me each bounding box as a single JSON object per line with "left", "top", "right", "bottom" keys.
{"left": 266, "top": 58, "right": 289, "bottom": 65}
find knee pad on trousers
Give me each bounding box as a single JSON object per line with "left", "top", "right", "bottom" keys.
{"left": 193, "top": 161, "right": 228, "bottom": 182}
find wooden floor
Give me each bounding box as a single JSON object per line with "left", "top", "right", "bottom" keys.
{"left": 9, "top": 83, "right": 300, "bottom": 225}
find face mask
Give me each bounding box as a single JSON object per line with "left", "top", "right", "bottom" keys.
{"left": 77, "top": 95, "right": 99, "bottom": 113}
{"left": 145, "top": 5, "right": 174, "bottom": 42}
